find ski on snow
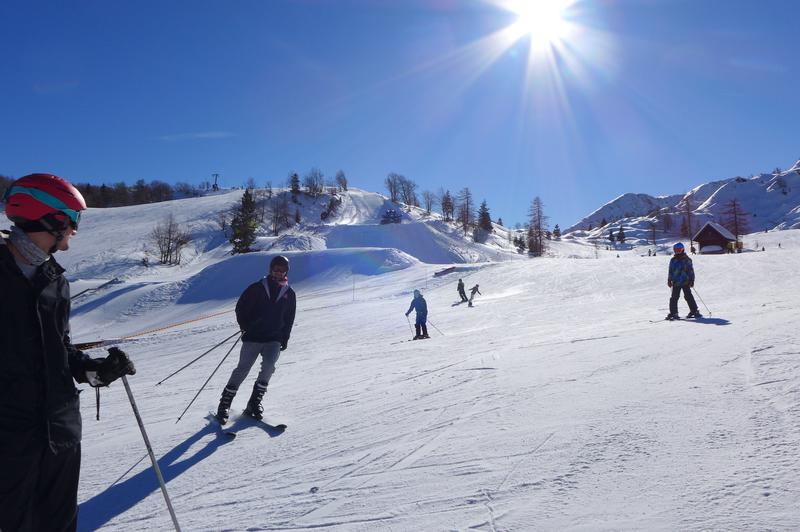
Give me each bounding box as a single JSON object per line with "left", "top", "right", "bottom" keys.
{"left": 390, "top": 336, "right": 432, "bottom": 345}
{"left": 209, "top": 410, "right": 286, "bottom": 436}
{"left": 208, "top": 411, "right": 237, "bottom": 439}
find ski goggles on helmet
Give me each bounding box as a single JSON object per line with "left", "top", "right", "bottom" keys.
{"left": 5, "top": 185, "right": 82, "bottom": 229}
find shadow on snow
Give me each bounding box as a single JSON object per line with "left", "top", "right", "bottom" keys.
{"left": 77, "top": 415, "right": 281, "bottom": 530}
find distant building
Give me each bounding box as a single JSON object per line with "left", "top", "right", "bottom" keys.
{"left": 692, "top": 221, "right": 737, "bottom": 254}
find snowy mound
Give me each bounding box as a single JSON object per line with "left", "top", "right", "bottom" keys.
{"left": 266, "top": 232, "right": 327, "bottom": 252}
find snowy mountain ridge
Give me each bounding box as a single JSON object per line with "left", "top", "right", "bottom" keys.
{"left": 566, "top": 159, "right": 800, "bottom": 238}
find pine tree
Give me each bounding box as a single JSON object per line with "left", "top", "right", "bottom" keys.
{"left": 514, "top": 234, "right": 527, "bottom": 253}
{"left": 616, "top": 225, "right": 626, "bottom": 244}
{"left": 230, "top": 189, "right": 258, "bottom": 253}
{"left": 289, "top": 172, "right": 300, "bottom": 196}
{"left": 335, "top": 170, "right": 348, "bottom": 191}
{"left": 552, "top": 224, "right": 561, "bottom": 239}
{"left": 477, "top": 200, "right": 493, "bottom": 232}
{"left": 441, "top": 190, "right": 454, "bottom": 222}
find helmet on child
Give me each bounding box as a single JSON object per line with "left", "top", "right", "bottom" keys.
{"left": 413, "top": 289, "right": 421, "bottom": 298}
{"left": 673, "top": 242, "right": 685, "bottom": 254}
{"left": 269, "top": 255, "right": 290, "bottom": 272}
{"left": 3, "top": 173, "right": 86, "bottom": 232}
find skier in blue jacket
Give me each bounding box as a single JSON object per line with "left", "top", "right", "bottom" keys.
{"left": 666, "top": 242, "right": 700, "bottom": 320}
{"left": 405, "top": 289, "right": 429, "bottom": 339}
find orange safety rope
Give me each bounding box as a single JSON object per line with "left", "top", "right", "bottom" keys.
{"left": 118, "top": 308, "right": 235, "bottom": 340}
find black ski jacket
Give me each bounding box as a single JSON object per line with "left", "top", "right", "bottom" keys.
{"left": 235, "top": 277, "right": 296, "bottom": 345}
{"left": 0, "top": 236, "right": 100, "bottom": 455}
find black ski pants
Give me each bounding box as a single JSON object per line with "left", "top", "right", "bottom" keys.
{"left": 669, "top": 285, "right": 698, "bottom": 315}
{"left": 0, "top": 443, "right": 80, "bottom": 532}
{"left": 458, "top": 289, "right": 467, "bottom": 302}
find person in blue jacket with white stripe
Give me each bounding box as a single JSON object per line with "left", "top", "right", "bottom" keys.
{"left": 666, "top": 242, "right": 700, "bottom": 320}
{"left": 405, "top": 289, "right": 429, "bottom": 339}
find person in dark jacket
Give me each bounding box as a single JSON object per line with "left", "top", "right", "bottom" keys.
{"left": 216, "top": 255, "right": 296, "bottom": 423}
{"left": 405, "top": 289, "right": 429, "bottom": 339}
{"left": 1, "top": 173, "right": 136, "bottom": 532}
{"left": 666, "top": 242, "right": 700, "bottom": 320}
{"left": 468, "top": 284, "right": 481, "bottom": 307}
{"left": 457, "top": 278, "right": 468, "bottom": 302}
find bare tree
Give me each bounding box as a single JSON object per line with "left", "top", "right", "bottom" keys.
{"left": 648, "top": 220, "right": 657, "bottom": 247}
{"left": 527, "top": 196, "right": 549, "bottom": 256}
{"left": 385, "top": 173, "right": 401, "bottom": 202}
{"left": 422, "top": 190, "right": 436, "bottom": 215}
{"left": 457, "top": 187, "right": 474, "bottom": 236}
{"left": 271, "top": 194, "right": 291, "bottom": 236}
{"left": 721, "top": 198, "right": 750, "bottom": 241}
{"left": 150, "top": 213, "right": 192, "bottom": 265}
{"left": 680, "top": 196, "right": 695, "bottom": 241}
{"left": 398, "top": 175, "right": 417, "bottom": 206}
{"left": 660, "top": 208, "right": 673, "bottom": 233}
{"left": 215, "top": 211, "right": 229, "bottom": 234}
{"left": 303, "top": 167, "right": 325, "bottom": 196}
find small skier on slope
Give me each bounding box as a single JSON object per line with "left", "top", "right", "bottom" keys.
{"left": 457, "top": 278, "right": 468, "bottom": 302}
{"left": 405, "top": 289, "right": 429, "bottom": 339}
{"left": 216, "top": 255, "right": 296, "bottom": 423}
{"left": 666, "top": 242, "right": 700, "bottom": 320}
{"left": 468, "top": 284, "right": 481, "bottom": 307}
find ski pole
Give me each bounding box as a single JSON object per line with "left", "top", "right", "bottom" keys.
{"left": 427, "top": 319, "right": 445, "bottom": 336}
{"left": 122, "top": 376, "right": 182, "bottom": 531}
{"left": 175, "top": 333, "right": 242, "bottom": 423}
{"left": 691, "top": 287, "right": 712, "bottom": 316}
{"left": 405, "top": 315, "right": 414, "bottom": 336}
{"left": 157, "top": 330, "right": 241, "bottom": 386}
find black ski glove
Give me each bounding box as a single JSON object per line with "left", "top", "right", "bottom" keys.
{"left": 95, "top": 347, "right": 136, "bottom": 386}
{"left": 280, "top": 340, "right": 288, "bottom": 351}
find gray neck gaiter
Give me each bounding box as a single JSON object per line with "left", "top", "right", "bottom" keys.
{"left": 9, "top": 225, "right": 51, "bottom": 266}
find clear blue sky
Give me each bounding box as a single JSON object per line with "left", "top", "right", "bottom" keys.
{"left": 2, "top": 0, "right": 798, "bottom": 227}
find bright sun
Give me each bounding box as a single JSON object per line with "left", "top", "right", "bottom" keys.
{"left": 508, "top": 0, "right": 573, "bottom": 50}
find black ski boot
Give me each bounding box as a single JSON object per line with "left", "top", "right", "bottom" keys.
{"left": 243, "top": 381, "right": 268, "bottom": 420}
{"left": 216, "top": 387, "right": 236, "bottom": 424}
{"left": 686, "top": 310, "right": 702, "bottom": 319}
{"left": 665, "top": 313, "right": 679, "bottom": 321}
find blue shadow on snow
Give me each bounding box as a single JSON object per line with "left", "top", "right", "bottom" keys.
{"left": 77, "top": 418, "right": 233, "bottom": 530}
{"left": 70, "top": 282, "right": 153, "bottom": 317}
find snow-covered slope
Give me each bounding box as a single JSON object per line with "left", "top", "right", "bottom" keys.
{"left": 67, "top": 225, "right": 800, "bottom": 530}
{"left": 5, "top": 184, "right": 800, "bottom": 530}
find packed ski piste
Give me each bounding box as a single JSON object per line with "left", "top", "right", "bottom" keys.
{"left": 2, "top": 174, "right": 800, "bottom": 530}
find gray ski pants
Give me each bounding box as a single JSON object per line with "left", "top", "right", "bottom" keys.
{"left": 224, "top": 341, "right": 282, "bottom": 391}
